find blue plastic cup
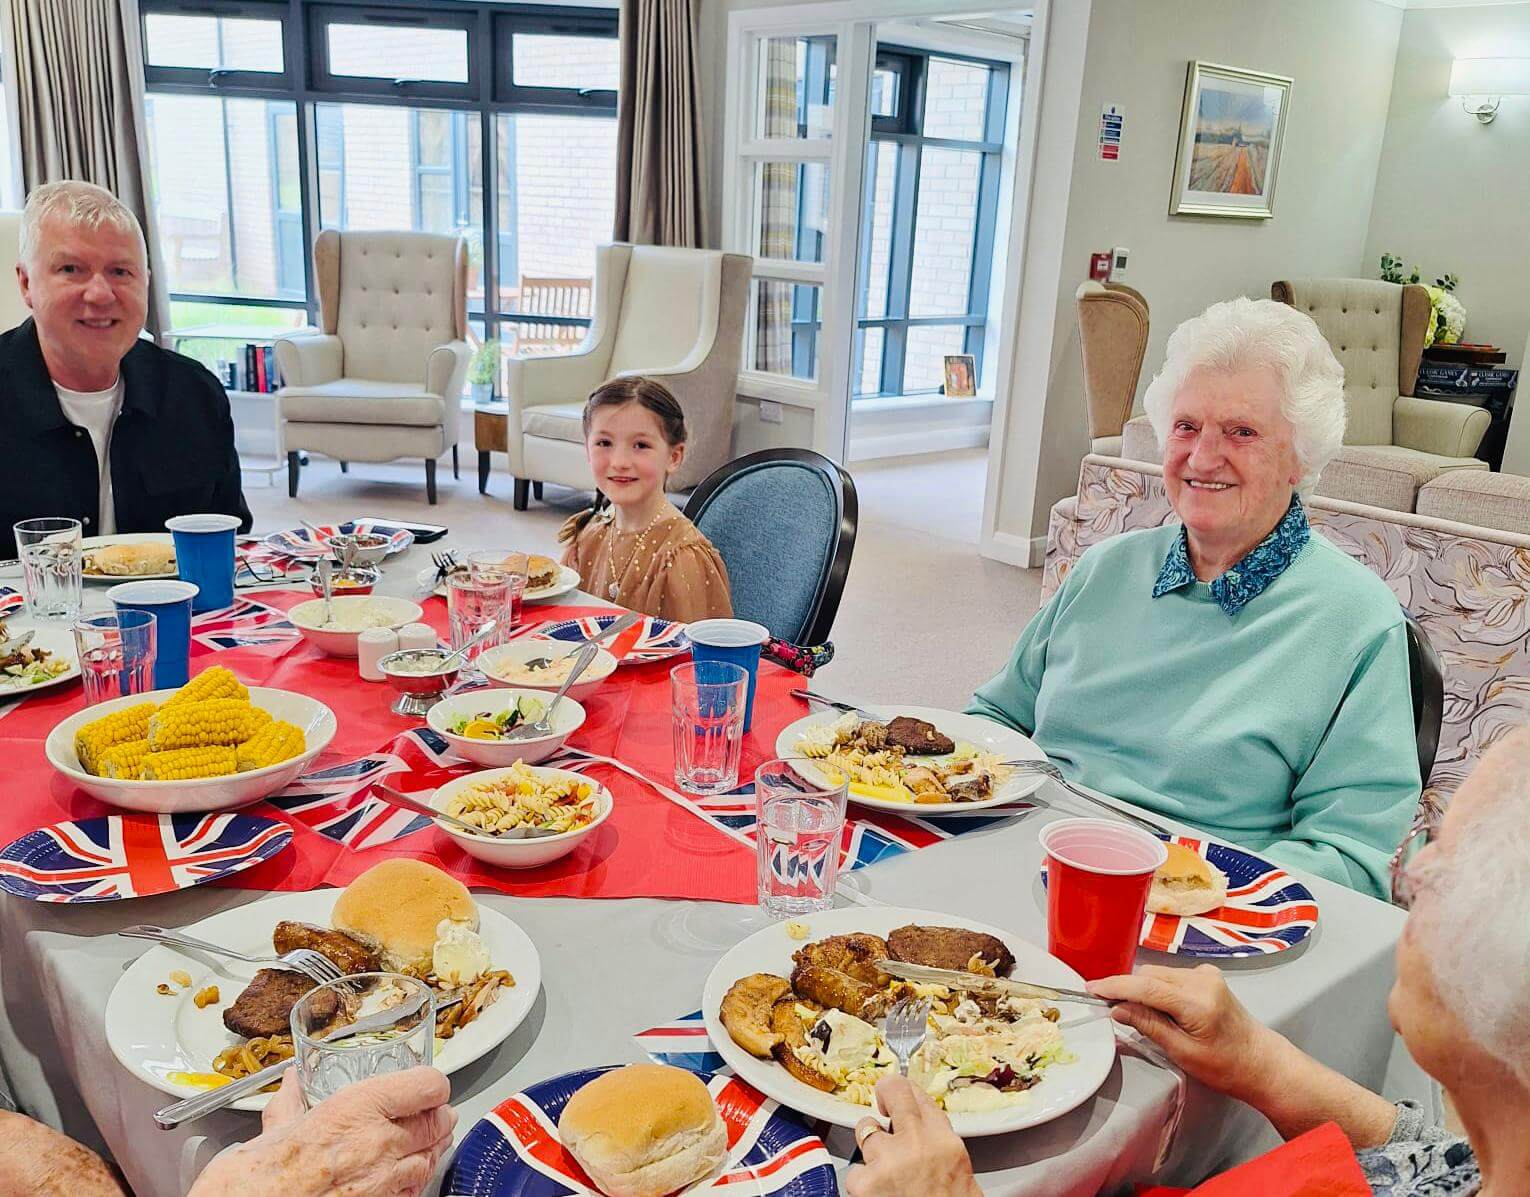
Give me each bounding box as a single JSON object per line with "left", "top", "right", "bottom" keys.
{"left": 166, "top": 514, "right": 240, "bottom": 613}
{"left": 688, "top": 618, "right": 770, "bottom": 733}
{"left": 108, "top": 579, "right": 199, "bottom": 690}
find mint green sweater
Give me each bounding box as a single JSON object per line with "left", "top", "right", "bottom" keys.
{"left": 970, "top": 525, "right": 1420, "bottom": 899}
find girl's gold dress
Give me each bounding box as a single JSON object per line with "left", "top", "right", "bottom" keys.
{"left": 559, "top": 507, "right": 732, "bottom": 623}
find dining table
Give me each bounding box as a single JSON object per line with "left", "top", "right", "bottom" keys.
{"left": 0, "top": 535, "right": 1438, "bottom": 1197}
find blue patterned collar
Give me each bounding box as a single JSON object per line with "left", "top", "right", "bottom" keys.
{"left": 1152, "top": 497, "right": 1310, "bottom": 616}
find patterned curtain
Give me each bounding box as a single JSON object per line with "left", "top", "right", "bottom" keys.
{"left": 754, "top": 39, "right": 799, "bottom": 373}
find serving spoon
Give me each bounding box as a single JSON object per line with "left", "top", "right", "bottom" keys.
{"left": 375, "top": 784, "right": 561, "bottom": 839}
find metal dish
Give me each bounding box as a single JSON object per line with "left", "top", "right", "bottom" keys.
{"left": 378, "top": 647, "right": 460, "bottom": 716}
{"left": 308, "top": 565, "right": 380, "bottom": 596}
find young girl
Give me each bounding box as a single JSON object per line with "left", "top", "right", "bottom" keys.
{"left": 558, "top": 378, "right": 733, "bottom": 623}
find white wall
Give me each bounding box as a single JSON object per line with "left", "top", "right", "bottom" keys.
{"left": 991, "top": 0, "right": 1405, "bottom": 544}
{"left": 1364, "top": 3, "right": 1530, "bottom": 371}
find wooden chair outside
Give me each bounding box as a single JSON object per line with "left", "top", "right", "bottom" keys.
{"left": 511, "top": 276, "right": 593, "bottom": 356}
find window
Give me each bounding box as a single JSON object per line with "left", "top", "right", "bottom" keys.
{"left": 140, "top": 0, "right": 618, "bottom": 354}
{"left": 853, "top": 48, "right": 1008, "bottom": 400}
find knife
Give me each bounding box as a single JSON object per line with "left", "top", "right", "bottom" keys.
{"left": 877, "top": 959, "right": 1114, "bottom": 1008}
{"left": 153, "top": 985, "right": 468, "bottom": 1128}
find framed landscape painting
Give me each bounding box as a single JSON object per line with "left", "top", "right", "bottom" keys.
{"left": 1170, "top": 61, "right": 1293, "bottom": 219}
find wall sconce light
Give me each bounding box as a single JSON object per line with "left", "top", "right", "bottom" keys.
{"left": 1448, "top": 57, "right": 1530, "bottom": 124}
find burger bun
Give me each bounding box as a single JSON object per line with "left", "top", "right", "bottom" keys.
{"left": 331, "top": 859, "right": 477, "bottom": 972}
{"left": 558, "top": 1064, "right": 727, "bottom": 1197}
{"left": 1147, "top": 842, "right": 1229, "bottom": 917}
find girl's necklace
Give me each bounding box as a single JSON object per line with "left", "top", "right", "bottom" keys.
{"left": 606, "top": 509, "right": 668, "bottom": 599}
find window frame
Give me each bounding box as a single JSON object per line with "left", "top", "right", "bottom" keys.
{"left": 853, "top": 43, "right": 1009, "bottom": 402}
{"left": 140, "top": 0, "right": 618, "bottom": 342}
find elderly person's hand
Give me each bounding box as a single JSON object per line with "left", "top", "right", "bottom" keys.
{"left": 188, "top": 1066, "right": 456, "bottom": 1197}
{"left": 1087, "top": 964, "right": 1282, "bottom": 1102}
{"left": 844, "top": 1076, "right": 981, "bottom": 1197}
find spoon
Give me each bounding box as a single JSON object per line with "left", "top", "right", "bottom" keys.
{"left": 522, "top": 610, "right": 642, "bottom": 670}
{"left": 373, "top": 784, "right": 509, "bottom": 836}
{"left": 317, "top": 557, "right": 335, "bottom": 627}
{"left": 502, "top": 639, "right": 600, "bottom": 741}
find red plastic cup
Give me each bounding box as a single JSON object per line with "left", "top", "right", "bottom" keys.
{"left": 1039, "top": 818, "right": 1168, "bottom": 981}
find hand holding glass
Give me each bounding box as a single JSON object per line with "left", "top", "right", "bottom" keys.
{"left": 290, "top": 973, "right": 434, "bottom": 1107}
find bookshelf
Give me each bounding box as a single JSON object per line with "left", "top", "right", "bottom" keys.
{"left": 163, "top": 322, "right": 315, "bottom": 482}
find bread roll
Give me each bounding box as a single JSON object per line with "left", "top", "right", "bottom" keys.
{"left": 558, "top": 1065, "right": 727, "bottom": 1197}
{"left": 1147, "top": 842, "right": 1229, "bottom": 917}
{"left": 87, "top": 542, "right": 175, "bottom": 575}
{"left": 331, "top": 859, "right": 477, "bottom": 972}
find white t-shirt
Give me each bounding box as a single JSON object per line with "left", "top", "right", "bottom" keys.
{"left": 55, "top": 379, "right": 125, "bottom": 537}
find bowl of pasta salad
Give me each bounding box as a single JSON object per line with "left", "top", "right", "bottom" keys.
{"left": 428, "top": 761, "right": 612, "bottom": 869}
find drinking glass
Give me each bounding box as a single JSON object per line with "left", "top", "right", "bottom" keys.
{"left": 670, "top": 660, "right": 748, "bottom": 795}
{"left": 754, "top": 758, "right": 848, "bottom": 918}
{"left": 447, "top": 572, "right": 510, "bottom": 658}
{"left": 468, "top": 551, "right": 528, "bottom": 629}
{"left": 72, "top": 611, "right": 157, "bottom": 705}
{"left": 14, "top": 518, "right": 83, "bottom": 622}
{"left": 1038, "top": 818, "right": 1168, "bottom": 981}
{"left": 290, "top": 973, "right": 434, "bottom": 1107}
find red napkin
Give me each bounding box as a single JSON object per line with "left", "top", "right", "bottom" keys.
{"left": 1136, "top": 1123, "right": 1370, "bottom": 1197}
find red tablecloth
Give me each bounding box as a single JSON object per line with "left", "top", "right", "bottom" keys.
{"left": 1, "top": 592, "right": 1030, "bottom": 903}
{"left": 1136, "top": 1122, "right": 1370, "bottom": 1196}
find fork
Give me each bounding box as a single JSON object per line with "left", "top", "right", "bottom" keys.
{"left": 431, "top": 550, "right": 459, "bottom": 582}
{"left": 1001, "top": 759, "right": 1169, "bottom": 836}
{"left": 882, "top": 996, "right": 931, "bottom": 1077}
{"left": 117, "top": 925, "right": 345, "bottom": 986}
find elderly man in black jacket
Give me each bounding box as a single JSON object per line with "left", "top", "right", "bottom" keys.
{"left": 1, "top": 180, "right": 250, "bottom": 559}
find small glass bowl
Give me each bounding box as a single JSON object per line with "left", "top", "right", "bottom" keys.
{"left": 378, "top": 648, "right": 460, "bottom": 716}
{"left": 309, "top": 566, "right": 380, "bottom": 597}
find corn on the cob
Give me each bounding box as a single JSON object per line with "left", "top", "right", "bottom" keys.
{"left": 148, "top": 699, "right": 271, "bottom": 750}
{"left": 164, "top": 666, "right": 248, "bottom": 708}
{"left": 98, "top": 738, "right": 153, "bottom": 780}
{"left": 76, "top": 702, "right": 158, "bottom": 775}
{"left": 139, "top": 746, "right": 238, "bottom": 781}
{"left": 235, "top": 720, "right": 306, "bottom": 772}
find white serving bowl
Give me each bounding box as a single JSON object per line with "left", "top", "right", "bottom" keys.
{"left": 429, "top": 765, "right": 612, "bottom": 869}
{"left": 476, "top": 640, "right": 617, "bottom": 702}
{"left": 46, "top": 685, "right": 336, "bottom": 813}
{"left": 288, "top": 595, "right": 423, "bottom": 657}
{"left": 426, "top": 688, "right": 586, "bottom": 766}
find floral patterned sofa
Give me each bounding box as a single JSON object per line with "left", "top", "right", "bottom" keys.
{"left": 1045, "top": 455, "right": 1530, "bottom": 831}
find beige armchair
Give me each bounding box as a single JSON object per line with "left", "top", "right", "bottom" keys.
{"left": 1272, "top": 278, "right": 1489, "bottom": 511}
{"left": 0, "top": 211, "right": 28, "bottom": 332}
{"left": 275, "top": 230, "right": 472, "bottom": 504}
{"left": 1076, "top": 281, "right": 1149, "bottom": 455}
{"left": 503, "top": 242, "right": 752, "bottom": 509}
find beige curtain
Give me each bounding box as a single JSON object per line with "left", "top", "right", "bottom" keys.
{"left": 614, "top": 0, "right": 707, "bottom": 249}
{"left": 8, "top": 0, "right": 169, "bottom": 335}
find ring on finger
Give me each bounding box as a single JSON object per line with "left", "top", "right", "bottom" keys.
{"left": 854, "top": 1120, "right": 885, "bottom": 1151}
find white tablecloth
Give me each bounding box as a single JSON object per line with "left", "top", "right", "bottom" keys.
{"left": 0, "top": 557, "right": 1437, "bottom": 1196}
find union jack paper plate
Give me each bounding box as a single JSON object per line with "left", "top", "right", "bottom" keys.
{"left": 261, "top": 520, "right": 414, "bottom": 560}
{"left": 1041, "top": 833, "right": 1319, "bottom": 959}
{"left": 0, "top": 587, "right": 21, "bottom": 617}
{"left": 0, "top": 812, "right": 293, "bottom": 903}
{"left": 532, "top": 614, "right": 690, "bottom": 662}
{"left": 443, "top": 1066, "right": 838, "bottom": 1197}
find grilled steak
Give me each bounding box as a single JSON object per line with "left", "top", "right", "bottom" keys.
{"left": 272, "top": 920, "right": 379, "bottom": 975}
{"left": 222, "top": 968, "right": 338, "bottom": 1039}
{"left": 887, "top": 925, "right": 1016, "bottom": 977}
{"left": 792, "top": 933, "right": 889, "bottom": 985}
{"left": 884, "top": 716, "right": 955, "bottom": 756}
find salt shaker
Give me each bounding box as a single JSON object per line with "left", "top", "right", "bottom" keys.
{"left": 397, "top": 622, "right": 437, "bottom": 653}
{"left": 358, "top": 627, "right": 398, "bottom": 681}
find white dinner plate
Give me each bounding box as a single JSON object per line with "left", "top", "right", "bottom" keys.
{"left": 0, "top": 624, "right": 80, "bottom": 698}
{"left": 80, "top": 533, "right": 178, "bottom": 582}
{"left": 419, "top": 564, "right": 581, "bottom": 603}
{"left": 105, "top": 889, "right": 542, "bottom": 1111}
{"left": 774, "top": 705, "right": 1047, "bottom": 813}
{"left": 701, "top": 906, "right": 1116, "bottom": 1136}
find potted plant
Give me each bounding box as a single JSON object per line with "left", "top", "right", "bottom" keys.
{"left": 469, "top": 339, "right": 500, "bottom": 405}
{"left": 1380, "top": 254, "right": 1465, "bottom": 347}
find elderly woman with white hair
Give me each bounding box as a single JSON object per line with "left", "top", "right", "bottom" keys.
{"left": 848, "top": 726, "right": 1530, "bottom": 1197}
{"left": 969, "top": 297, "right": 1419, "bottom": 898}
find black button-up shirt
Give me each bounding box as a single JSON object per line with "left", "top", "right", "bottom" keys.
{"left": 1, "top": 318, "right": 252, "bottom": 558}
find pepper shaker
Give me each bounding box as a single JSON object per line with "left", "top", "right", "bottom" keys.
{"left": 397, "top": 622, "right": 437, "bottom": 653}
{"left": 358, "top": 627, "right": 398, "bottom": 681}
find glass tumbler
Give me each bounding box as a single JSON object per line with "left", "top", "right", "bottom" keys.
{"left": 670, "top": 660, "right": 748, "bottom": 795}
{"left": 468, "top": 550, "right": 528, "bottom": 629}
{"left": 290, "top": 973, "right": 434, "bottom": 1107}
{"left": 14, "top": 518, "right": 83, "bottom": 622}
{"left": 755, "top": 758, "right": 848, "bottom": 918}
{"left": 72, "top": 610, "right": 158, "bottom": 705}
{"left": 447, "top": 572, "right": 511, "bottom": 659}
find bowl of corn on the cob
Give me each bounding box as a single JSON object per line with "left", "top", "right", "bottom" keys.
{"left": 45, "top": 666, "right": 336, "bottom": 812}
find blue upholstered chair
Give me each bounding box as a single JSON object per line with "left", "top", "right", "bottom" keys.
{"left": 683, "top": 449, "right": 857, "bottom": 644}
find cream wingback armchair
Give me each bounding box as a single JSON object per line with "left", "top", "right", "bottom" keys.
{"left": 1272, "top": 278, "right": 1490, "bottom": 511}
{"left": 1076, "top": 281, "right": 1149, "bottom": 455}
{"left": 503, "top": 242, "right": 752, "bottom": 509}
{"left": 275, "top": 230, "right": 472, "bottom": 504}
